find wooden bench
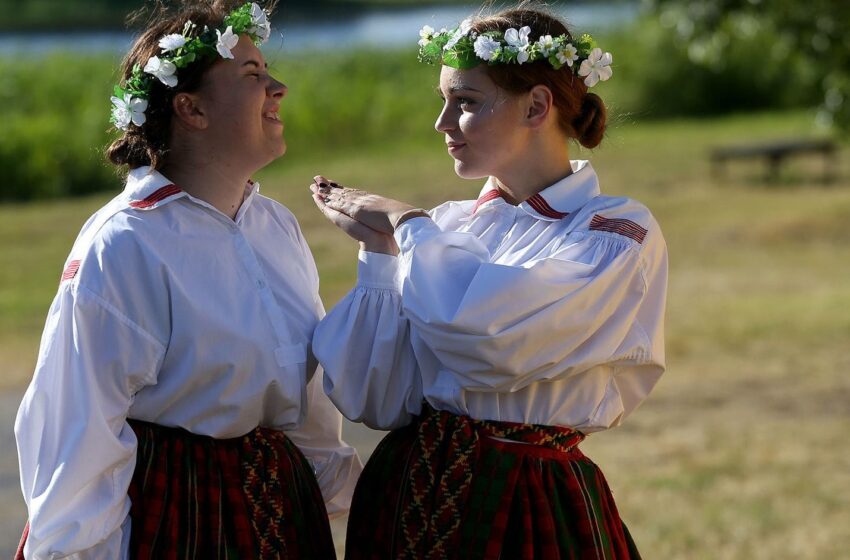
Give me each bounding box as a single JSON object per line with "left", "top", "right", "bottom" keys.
{"left": 710, "top": 138, "right": 838, "bottom": 183}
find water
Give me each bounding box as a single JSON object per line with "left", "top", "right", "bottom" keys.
{"left": 0, "top": 2, "right": 639, "bottom": 55}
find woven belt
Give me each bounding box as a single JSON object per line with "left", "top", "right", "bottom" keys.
{"left": 399, "top": 404, "right": 584, "bottom": 559}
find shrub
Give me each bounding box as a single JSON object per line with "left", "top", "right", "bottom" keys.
{"left": 0, "top": 54, "right": 120, "bottom": 201}
{"left": 602, "top": 16, "right": 820, "bottom": 119}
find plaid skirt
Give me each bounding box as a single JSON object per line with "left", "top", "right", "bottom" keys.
{"left": 16, "top": 419, "right": 335, "bottom": 560}
{"left": 345, "top": 405, "right": 641, "bottom": 560}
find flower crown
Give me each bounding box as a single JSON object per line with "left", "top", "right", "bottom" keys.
{"left": 110, "top": 2, "right": 272, "bottom": 131}
{"left": 418, "top": 20, "right": 613, "bottom": 88}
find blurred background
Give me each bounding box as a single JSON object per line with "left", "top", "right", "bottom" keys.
{"left": 1, "top": 0, "right": 848, "bottom": 557}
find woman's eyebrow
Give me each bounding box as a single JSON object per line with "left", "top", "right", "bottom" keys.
{"left": 241, "top": 60, "right": 268, "bottom": 69}
{"left": 448, "top": 85, "right": 482, "bottom": 94}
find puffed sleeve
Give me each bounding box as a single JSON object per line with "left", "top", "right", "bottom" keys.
{"left": 314, "top": 251, "right": 423, "bottom": 430}
{"left": 394, "top": 216, "right": 666, "bottom": 395}
{"left": 285, "top": 362, "right": 363, "bottom": 518}
{"left": 15, "top": 284, "right": 164, "bottom": 559}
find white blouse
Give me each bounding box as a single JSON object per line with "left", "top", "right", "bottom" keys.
{"left": 315, "top": 160, "right": 667, "bottom": 432}
{"left": 15, "top": 167, "right": 362, "bottom": 560}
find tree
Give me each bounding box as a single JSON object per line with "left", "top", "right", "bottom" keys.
{"left": 647, "top": 0, "right": 850, "bottom": 133}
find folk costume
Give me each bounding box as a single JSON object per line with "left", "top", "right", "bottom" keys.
{"left": 15, "top": 167, "right": 361, "bottom": 559}
{"left": 314, "top": 160, "right": 667, "bottom": 559}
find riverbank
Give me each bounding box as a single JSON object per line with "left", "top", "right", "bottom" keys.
{"left": 0, "top": 1, "right": 638, "bottom": 35}
{"left": 0, "top": 0, "right": 468, "bottom": 32}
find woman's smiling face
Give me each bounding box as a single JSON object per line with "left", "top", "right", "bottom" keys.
{"left": 434, "top": 64, "right": 530, "bottom": 180}
{"left": 194, "top": 35, "right": 288, "bottom": 170}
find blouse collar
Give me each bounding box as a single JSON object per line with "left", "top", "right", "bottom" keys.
{"left": 473, "top": 160, "right": 600, "bottom": 221}
{"left": 123, "top": 166, "right": 260, "bottom": 222}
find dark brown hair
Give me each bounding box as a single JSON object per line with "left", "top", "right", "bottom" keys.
{"left": 106, "top": 0, "right": 277, "bottom": 169}
{"left": 469, "top": 5, "right": 607, "bottom": 149}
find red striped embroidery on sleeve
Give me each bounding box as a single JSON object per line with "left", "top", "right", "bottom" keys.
{"left": 589, "top": 214, "right": 648, "bottom": 243}
{"left": 129, "top": 184, "right": 181, "bottom": 209}
{"left": 526, "top": 193, "right": 568, "bottom": 219}
{"left": 60, "top": 260, "right": 81, "bottom": 282}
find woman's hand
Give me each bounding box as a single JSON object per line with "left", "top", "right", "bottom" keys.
{"left": 310, "top": 179, "right": 398, "bottom": 255}
{"left": 311, "top": 175, "right": 422, "bottom": 234}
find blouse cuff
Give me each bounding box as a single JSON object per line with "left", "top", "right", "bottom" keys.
{"left": 357, "top": 250, "right": 399, "bottom": 290}
{"left": 394, "top": 216, "right": 442, "bottom": 254}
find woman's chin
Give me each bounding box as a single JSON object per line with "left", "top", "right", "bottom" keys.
{"left": 269, "top": 139, "right": 286, "bottom": 160}
{"left": 453, "top": 160, "right": 488, "bottom": 180}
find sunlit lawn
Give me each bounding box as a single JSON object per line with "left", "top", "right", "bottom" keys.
{"left": 1, "top": 109, "right": 849, "bottom": 558}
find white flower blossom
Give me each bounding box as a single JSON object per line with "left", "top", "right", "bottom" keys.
{"left": 216, "top": 26, "right": 239, "bottom": 59}
{"left": 250, "top": 2, "right": 268, "bottom": 25}
{"left": 158, "top": 33, "right": 187, "bottom": 53}
{"left": 111, "top": 94, "right": 147, "bottom": 130}
{"left": 473, "top": 35, "right": 501, "bottom": 61}
{"left": 444, "top": 18, "right": 473, "bottom": 51}
{"left": 578, "top": 47, "right": 613, "bottom": 87}
{"left": 504, "top": 26, "right": 531, "bottom": 49}
{"left": 249, "top": 3, "right": 271, "bottom": 43}
{"left": 418, "top": 25, "right": 435, "bottom": 47}
{"left": 143, "top": 56, "right": 178, "bottom": 87}
{"left": 504, "top": 26, "right": 531, "bottom": 64}
{"left": 536, "top": 34, "right": 556, "bottom": 57}
{"left": 556, "top": 43, "right": 579, "bottom": 67}
{"left": 254, "top": 21, "right": 271, "bottom": 43}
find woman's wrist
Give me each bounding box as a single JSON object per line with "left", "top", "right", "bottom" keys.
{"left": 392, "top": 208, "right": 430, "bottom": 229}
{"left": 359, "top": 238, "right": 399, "bottom": 256}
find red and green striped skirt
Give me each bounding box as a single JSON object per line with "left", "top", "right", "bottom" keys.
{"left": 16, "top": 419, "right": 335, "bottom": 560}
{"left": 345, "top": 405, "right": 641, "bottom": 560}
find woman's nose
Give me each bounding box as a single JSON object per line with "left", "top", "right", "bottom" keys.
{"left": 434, "top": 103, "right": 455, "bottom": 133}
{"left": 269, "top": 78, "right": 287, "bottom": 99}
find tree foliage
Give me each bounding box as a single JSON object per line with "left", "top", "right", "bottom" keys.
{"left": 646, "top": 0, "right": 850, "bottom": 133}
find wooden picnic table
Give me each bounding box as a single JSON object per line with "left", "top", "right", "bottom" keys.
{"left": 710, "top": 138, "right": 838, "bottom": 183}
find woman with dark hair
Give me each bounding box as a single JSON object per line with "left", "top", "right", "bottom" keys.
{"left": 311, "top": 5, "right": 666, "bottom": 559}
{"left": 14, "top": 2, "right": 360, "bottom": 558}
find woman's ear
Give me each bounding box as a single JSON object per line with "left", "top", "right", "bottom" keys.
{"left": 172, "top": 92, "right": 208, "bottom": 130}
{"left": 525, "top": 84, "right": 553, "bottom": 128}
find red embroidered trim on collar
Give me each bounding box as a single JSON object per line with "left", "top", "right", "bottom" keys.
{"left": 472, "top": 189, "right": 504, "bottom": 214}
{"left": 589, "top": 214, "right": 647, "bottom": 243}
{"left": 129, "top": 184, "right": 182, "bottom": 209}
{"left": 526, "top": 193, "right": 568, "bottom": 219}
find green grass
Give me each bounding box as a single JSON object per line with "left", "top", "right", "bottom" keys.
{"left": 2, "top": 109, "right": 849, "bottom": 558}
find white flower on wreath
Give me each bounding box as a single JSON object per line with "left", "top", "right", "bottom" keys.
{"left": 578, "top": 47, "right": 613, "bottom": 87}
{"left": 111, "top": 93, "right": 147, "bottom": 130}
{"left": 158, "top": 33, "right": 186, "bottom": 53}
{"left": 249, "top": 3, "right": 271, "bottom": 43}
{"left": 418, "top": 25, "right": 435, "bottom": 47}
{"left": 556, "top": 43, "right": 579, "bottom": 67}
{"left": 144, "top": 56, "right": 178, "bottom": 87}
{"left": 504, "top": 26, "right": 531, "bottom": 63}
{"left": 444, "top": 19, "right": 472, "bottom": 51}
{"left": 473, "top": 35, "right": 501, "bottom": 61}
{"left": 535, "top": 34, "right": 556, "bottom": 57}
{"left": 216, "top": 25, "right": 239, "bottom": 59}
